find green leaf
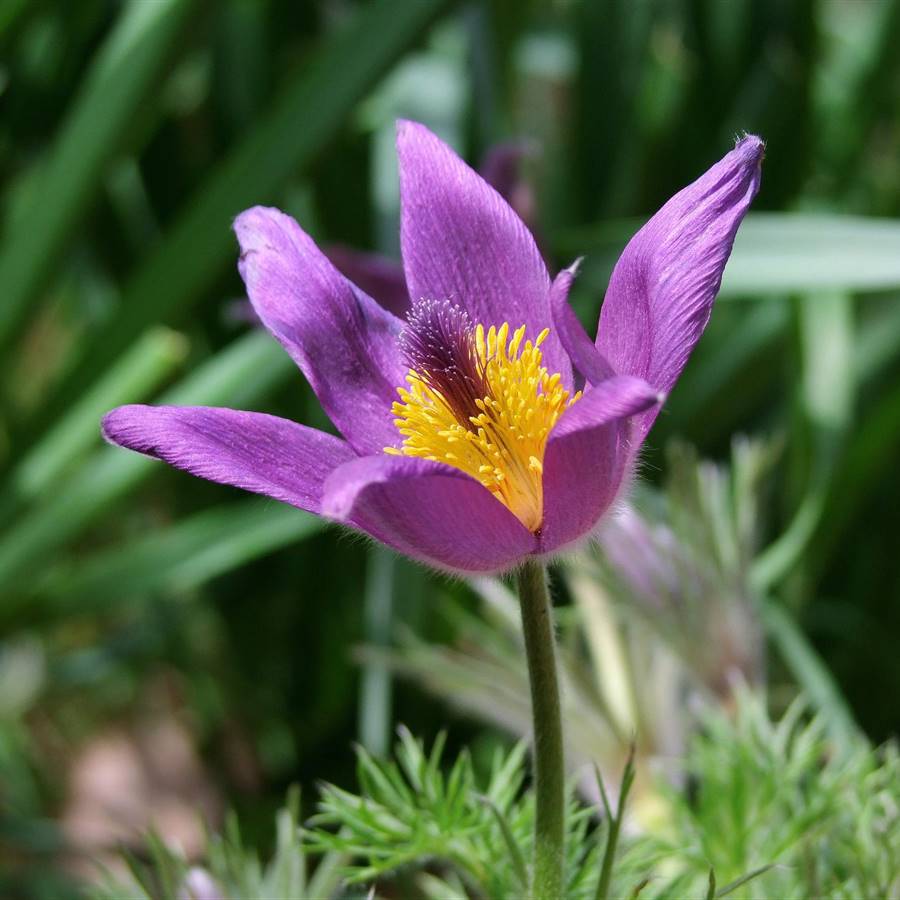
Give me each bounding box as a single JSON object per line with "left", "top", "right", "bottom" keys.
{"left": 359, "top": 547, "right": 397, "bottom": 756}
{"left": 265, "top": 789, "right": 307, "bottom": 899}
{"left": 760, "top": 600, "right": 858, "bottom": 751}
{"left": 0, "top": 0, "right": 198, "bottom": 351}
{"left": 304, "top": 846, "right": 347, "bottom": 900}
{"left": 0, "top": 0, "right": 31, "bottom": 37}
{"left": 41, "top": 0, "right": 457, "bottom": 429}
{"left": 478, "top": 794, "right": 529, "bottom": 890}
{"left": 594, "top": 743, "right": 636, "bottom": 900}
{"left": 752, "top": 292, "right": 854, "bottom": 591}
{"left": 33, "top": 499, "right": 322, "bottom": 617}
{"left": 0, "top": 332, "right": 292, "bottom": 606}
{"left": 556, "top": 213, "right": 900, "bottom": 298}
{"left": 722, "top": 215, "right": 900, "bottom": 296}
{"left": 2, "top": 327, "right": 187, "bottom": 514}
{"left": 705, "top": 867, "right": 716, "bottom": 900}
{"left": 715, "top": 864, "right": 777, "bottom": 897}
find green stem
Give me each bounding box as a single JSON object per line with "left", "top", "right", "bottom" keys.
{"left": 516, "top": 559, "right": 565, "bottom": 899}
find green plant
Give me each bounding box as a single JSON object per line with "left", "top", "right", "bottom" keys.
{"left": 90, "top": 691, "right": 899, "bottom": 899}
{"left": 636, "top": 692, "right": 899, "bottom": 899}
{"left": 89, "top": 788, "right": 344, "bottom": 900}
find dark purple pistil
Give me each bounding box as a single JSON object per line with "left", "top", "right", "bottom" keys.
{"left": 399, "top": 298, "right": 491, "bottom": 428}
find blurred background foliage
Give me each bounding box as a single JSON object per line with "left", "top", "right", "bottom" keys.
{"left": 1, "top": 0, "right": 899, "bottom": 897}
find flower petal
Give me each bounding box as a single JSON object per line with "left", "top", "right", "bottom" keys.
{"left": 539, "top": 376, "right": 662, "bottom": 553}
{"left": 596, "top": 135, "right": 763, "bottom": 441}
{"left": 396, "top": 121, "right": 571, "bottom": 383}
{"left": 550, "top": 261, "right": 614, "bottom": 387}
{"left": 102, "top": 405, "right": 355, "bottom": 513}
{"left": 322, "top": 454, "right": 537, "bottom": 573}
{"left": 321, "top": 138, "right": 538, "bottom": 320}
{"left": 234, "top": 206, "right": 405, "bottom": 455}
{"left": 325, "top": 244, "right": 410, "bottom": 317}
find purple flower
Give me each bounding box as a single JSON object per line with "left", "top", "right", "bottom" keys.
{"left": 321, "top": 138, "right": 539, "bottom": 319}
{"left": 102, "top": 122, "right": 762, "bottom": 574}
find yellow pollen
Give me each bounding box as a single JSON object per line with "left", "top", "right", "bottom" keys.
{"left": 385, "top": 322, "right": 580, "bottom": 532}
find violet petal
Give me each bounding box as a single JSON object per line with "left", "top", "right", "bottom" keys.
{"left": 101, "top": 405, "right": 355, "bottom": 513}
{"left": 596, "top": 135, "right": 763, "bottom": 442}
{"left": 550, "top": 260, "right": 614, "bottom": 386}
{"left": 539, "top": 376, "right": 661, "bottom": 553}
{"left": 322, "top": 454, "right": 537, "bottom": 573}
{"left": 396, "top": 121, "right": 571, "bottom": 384}
{"left": 234, "top": 206, "right": 405, "bottom": 455}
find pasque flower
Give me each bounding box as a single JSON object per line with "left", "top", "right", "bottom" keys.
{"left": 102, "top": 122, "right": 762, "bottom": 574}
{"left": 326, "top": 139, "right": 538, "bottom": 318}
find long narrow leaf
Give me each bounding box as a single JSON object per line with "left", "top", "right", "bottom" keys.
{"left": 715, "top": 864, "right": 777, "bottom": 897}
{"left": 359, "top": 547, "right": 396, "bottom": 756}
{"left": 39, "top": 0, "right": 456, "bottom": 431}
{"left": 760, "top": 600, "right": 858, "bottom": 751}
{"left": 752, "top": 292, "right": 853, "bottom": 590}
{"left": 0, "top": 0, "right": 197, "bottom": 350}
{"left": 478, "top": 795, "right": 529, "bottom": 891}
{"left": 33, "top": 499, "right": 322, "bottom": 617}
{"left": 594, "top": 745, "right": 636, "bottom": 900}
{"left": 555, "top": 213, "right": 900, "bottom": 298}
{"left": 0, "top": 332, "right": 292, "bottom": 603}
{"left": 3, "top": 327, "right": 186, "bottom": 513}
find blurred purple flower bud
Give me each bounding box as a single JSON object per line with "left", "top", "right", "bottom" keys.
{"left": 178, "top": 867, "right": 224, "bottom": 900}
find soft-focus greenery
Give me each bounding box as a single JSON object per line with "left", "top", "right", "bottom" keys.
{"left": 91, "top": 695, "right": 899, "bottom": 899}
{"left": 1, "top": 1, "right": 899, "bottom": 898}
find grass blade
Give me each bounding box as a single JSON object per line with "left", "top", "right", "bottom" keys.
{"left": 38, "top": 0, "right": 456, "bottom": 432}
{"left": 33, "top": 499, "right": 322, "bottom": 617}
{"left": 359, "top": 547, "right": 396, "bottom": 756}
{"left": 715, "top": 864, "right": 776, "bottom": 897}
{"left": 0, "top": 0, "right": 197, "bottom": 351}
{"left": 2, "top": 327, "right": 187, "bottom": 515}
{"left": 760, "top": 600, "right": 858, "bottom": 751}
{"left": 594, "top": 743, "right": 636, "bottom": 900}
{"left": 479, "top": 794, "right": 529, "bottom": 890}
{"left": 752, "top": 292, "right": 853, "bottom": 591}
{"left": 718, "top": 214, "right": 900, "bottom": 294}
{"left": 0, "top": 332, "right": 292, "bottom": 604}
{"left": 705, "top": 868, "right": 716, "bottom": 900}
{"left": 556, "top": 213, "right": 900, "bottom": 299}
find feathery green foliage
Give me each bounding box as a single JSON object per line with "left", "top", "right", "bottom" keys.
{"left": 91, "top": 693, "right": 900, "bottom": 899}
{"left": 638, "top": 693, "right": 900, "bottom": 900}
{"left": 88, "top": 787, "right": 344, "bottom": 900}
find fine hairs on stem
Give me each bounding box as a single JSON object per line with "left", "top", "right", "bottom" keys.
{"left": 516, "top": 559, "right": 566, "bottom": 899}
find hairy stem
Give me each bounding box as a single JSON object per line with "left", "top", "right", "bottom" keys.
{"left": 516, "top": 559, "right": 565, "bottom": 899}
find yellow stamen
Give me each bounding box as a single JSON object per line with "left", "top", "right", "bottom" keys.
{"left": 385, "top": 322, "right": 580, "bottom": 532}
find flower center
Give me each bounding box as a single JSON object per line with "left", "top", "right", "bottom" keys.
{"left": 385, "top": 299, "right": 580, "bottom": 532}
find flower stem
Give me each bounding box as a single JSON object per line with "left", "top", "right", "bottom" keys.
{"left": 516, "top": 559, "right": 565, "bottom": 900}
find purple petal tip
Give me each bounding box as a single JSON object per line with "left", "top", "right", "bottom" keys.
{"left": 735, "top": 133, "right": 765, "bottom": 164}
{"left": 100, "top": 406, "right": 131, "bottom": 445}
{"left": 321, "top": 484, "right": 352, "bottom": 522}
{"left": 395, "top": 118, "right": 420, "bottom": 140}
